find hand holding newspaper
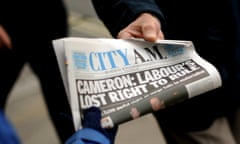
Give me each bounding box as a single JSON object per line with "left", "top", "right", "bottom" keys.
{"left": 52, "top": 37, "right": 222, "bottom": 130}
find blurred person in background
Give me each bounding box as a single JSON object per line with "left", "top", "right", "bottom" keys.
{"left": 91, "top": 0, "right": 240, "bottom": 143}
{"left": 0, "top": 0, "right": 75, "bottom": 142}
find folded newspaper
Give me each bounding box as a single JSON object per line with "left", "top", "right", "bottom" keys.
{"left": 52, "top": 37, "right": 222, "bottom": 130}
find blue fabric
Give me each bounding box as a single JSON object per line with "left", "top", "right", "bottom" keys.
{"left": 65, "top": 128, "right": 110, "bottom": 144}
{"left": 0, "top": 110, "right": 20, "bottom": 144}
{"left": 65, "top": 107, "right": 117, "bottom": 144}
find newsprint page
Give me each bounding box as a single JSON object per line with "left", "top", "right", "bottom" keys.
{"left": 52, "top": 37, "right": 222, "bottom": 130}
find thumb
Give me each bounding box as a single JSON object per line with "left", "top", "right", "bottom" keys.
{"left": 142, "top": 24, "right": 159, "bottom": 42}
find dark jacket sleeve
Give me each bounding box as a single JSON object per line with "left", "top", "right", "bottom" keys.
{"left": 91, "top": 0, "right": 166, "bottom": 38}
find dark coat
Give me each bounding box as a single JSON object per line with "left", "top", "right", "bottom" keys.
{"left": 92, "top": 0, "right": 240, "bottom": 132}
{"left": 0, "top": 1, "right": 74, "bottom": 142}
{"left": 0, "top": 0, "right": 68, "bottom": 45}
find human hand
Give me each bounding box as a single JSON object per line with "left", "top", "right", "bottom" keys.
{"left": 0, "top": 25, "right": 12, "bottom": 49}
{"left": 117, "top": 13, "right": 164, "bottom": 42}
{"left": 65, "top": 107, "right": 118, "bottom": 144}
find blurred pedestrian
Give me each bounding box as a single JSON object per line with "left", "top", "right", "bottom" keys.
{"left": 0, "top": 0, "right": 75, "bottom": 142}
{"left": 92, "top": 0, "right": 240, "bottom": 143}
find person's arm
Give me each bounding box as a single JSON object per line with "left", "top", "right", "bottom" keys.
{"left": 91, "top": 0, "right": 166, "bottom": 40}
{"left": 0, "top": 2, "right": 11, "bottom": 49}
{"left": 0, "top": 25, "right": 12, "bottom": 49}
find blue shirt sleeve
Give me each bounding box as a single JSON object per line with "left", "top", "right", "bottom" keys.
{"left": 0, "top": 110, "right": 21, "bottom": 144}
{"left": 65, "top": 128, "right": 110, "bottom": 144}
